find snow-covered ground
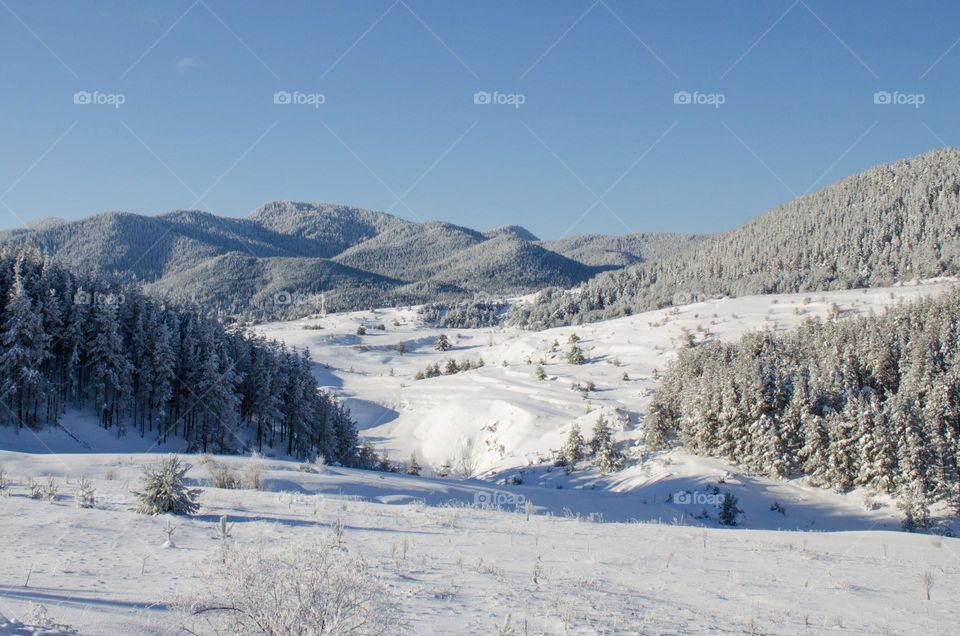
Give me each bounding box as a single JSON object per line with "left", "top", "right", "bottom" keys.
{"left": 258, "top": 280, "right": 957, "bottom": 473}
{"left": 256, "top": 278, "right": 960, "bottom": 530}
{"left": 0, "top": 452, "right": 958, "bottom": 634}
{"left": 1, "top": 279, "right": 959, "bottom": 633}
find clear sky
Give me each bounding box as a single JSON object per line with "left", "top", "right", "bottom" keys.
{"left": 0, "top": 0, "right": 957, "bottom": 239}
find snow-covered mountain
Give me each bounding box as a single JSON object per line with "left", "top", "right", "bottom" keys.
{"left": 4, "top": 151, "right": 960, "bottom": 634}
{"left": 512, "top": 147, "right": 960, "bottom": 328}
{"left": 0, "top": 202, "right": 697, "bottom": 320}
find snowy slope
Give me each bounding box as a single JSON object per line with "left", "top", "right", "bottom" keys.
{"left": 0, "top": 452, "right": 957, "bottom": 634}
{"left": 256, "top": 279, "right": 960, "bottom": 528}
{"left": 2, "top": 280, "right": 959, "bottom": 634}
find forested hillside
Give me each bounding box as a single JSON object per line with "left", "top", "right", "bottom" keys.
{"left": 511, "top": 148, "right": 960, "bottom": 328}
{"left": 0, "top": 202, "right": 697, "bottom": 321}
{"left": 540, "top": 232, "right": 705, "bottom": 268}
{"left": 145, "top": 252, "right": 404, "bottom": 321}
{"left": 646, "top": 286, "right": 960, "bottom": 528}
{"left": 0, "top": 246, "right": 358, "bottom": 461}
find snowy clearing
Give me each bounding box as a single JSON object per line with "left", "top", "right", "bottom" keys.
{"left": 2, "top": 280, "right": 959, "bottom": 634}
{"left": 0, "top": 452, "right": 957, "bottom": 634}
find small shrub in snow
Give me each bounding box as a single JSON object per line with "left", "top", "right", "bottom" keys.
{"left": 74, "top": 475, "right": 95, "bottom": 509}
{"left": 406, "top": 453, "right": 421, "bottom": 476}
{"left": 43, "top": 476, "right": 59, "bottom": 503}
{"left": 330, "top": 519, "right": 346, "bottom": 550}
{"left": 0, "top": 467, "right": 8, "bottom": 496}
{"left": 241, "top": 453, "right": 263, "bottom": 490}
{"left": 921, "top": 571, "right": 934, "bottom": 601}
{"left": 162, "top": 520, "right": 177, "bottom": 548}
{"left": 21, "top": 604, "right": 76, "bottom": 634}
{"left": 134, "top": 455, "right": 201, "bottom": 516}
{"left": 314, "top": 453, "right": 328, "bottom": 473}
{"left": 206, "top": 459, "right": 240, "bottom": 489}
{"left": 531, "top": 557, "right": 543, "bottom": 585}
{"left": 178, "top": 541, "right": 401, "bottom": 635}
{"left": 27, "top": 476, "right": 43, "bottom": 499}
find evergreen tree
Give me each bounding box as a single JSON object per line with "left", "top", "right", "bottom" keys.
{"left": 0, "top": 261, "right": 48, "bottom": 427}
{"left": 134, "top": 456, "right": 201, "bottom": 515}
{"left": 434, "top": 334, "right": 452, "bottom": 352}
{"left": 718, "top": 493, "right": 743, "bottom": 526}
{"left": 590, "top": 416, "right": 624, "bottom": 474}
{"left": 407, "top": 452, "right": 421, "bottom": 476}
{"left": 558, "top": 423, "right": 586, "bottom": 467}
{"left": 87, "top": 300, "right": 132, "bottom": 430}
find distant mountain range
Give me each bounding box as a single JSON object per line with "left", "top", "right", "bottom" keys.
{"left": 0, "top": 201, "right": 700, "bottom": 319}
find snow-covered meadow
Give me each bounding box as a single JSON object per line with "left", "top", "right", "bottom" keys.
{"left": 257, "top": 279, "right": 960, "bottom": 527}
{"left": 1, "top": 279, "right": 959, "bottom": 634}
{"left": 0, "top": 451, "right": 958, "bottom": 634}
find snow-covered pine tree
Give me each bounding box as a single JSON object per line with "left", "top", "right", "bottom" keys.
{"left": 567, "top": 344, "right": 585, "bottom": 365}
{"left": 87, "top": 299, "right": 132, "bottom": 431}
{"left": 435, "top": 334, "right": 452, "bottom": 351}
{"left": 74, "top": 475, "right": 95, "bottom": 508}
{"left": 146, "top": 312, "right": 175, "bottom": 436}
{"left": 560, "top": 423, "right": 586, "bottom": 467}
{"left": 590, "top": 416, "right": 624, "bottom": 474}
{"left": 718, "top": 492, "right": 743, "bottom": 526}
{"left": 407, "top": 452, "right": 422, "bottom": 476}
{"left": 0, "top": 259, "right": 48, "bottom": 427}
{"left": 134, "top": 455, "right": 201, "bottom": 515}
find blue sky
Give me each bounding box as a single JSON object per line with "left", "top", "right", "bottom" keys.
{"left": 0, "top": 0, "right": 957, "bottom": 239}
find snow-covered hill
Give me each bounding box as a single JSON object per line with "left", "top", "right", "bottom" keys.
{"left": 2, "top": 280, "right": 959, "bottom": 634}
{"left": 256, "top": 279, "right": 960, "bottom": 527}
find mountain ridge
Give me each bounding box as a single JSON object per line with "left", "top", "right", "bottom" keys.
{"left": 510, "top": 146, "right": 960, "bottom": 328}
{"left": 0, "top": 200, "right": 695, "bottom": 319}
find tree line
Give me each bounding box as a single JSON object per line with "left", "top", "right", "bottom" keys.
{"left": 646, "top": 287, "right": 960, "bottom": 529}
{"left": 0, "top": 246, "right": 358, "bottom": 463}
